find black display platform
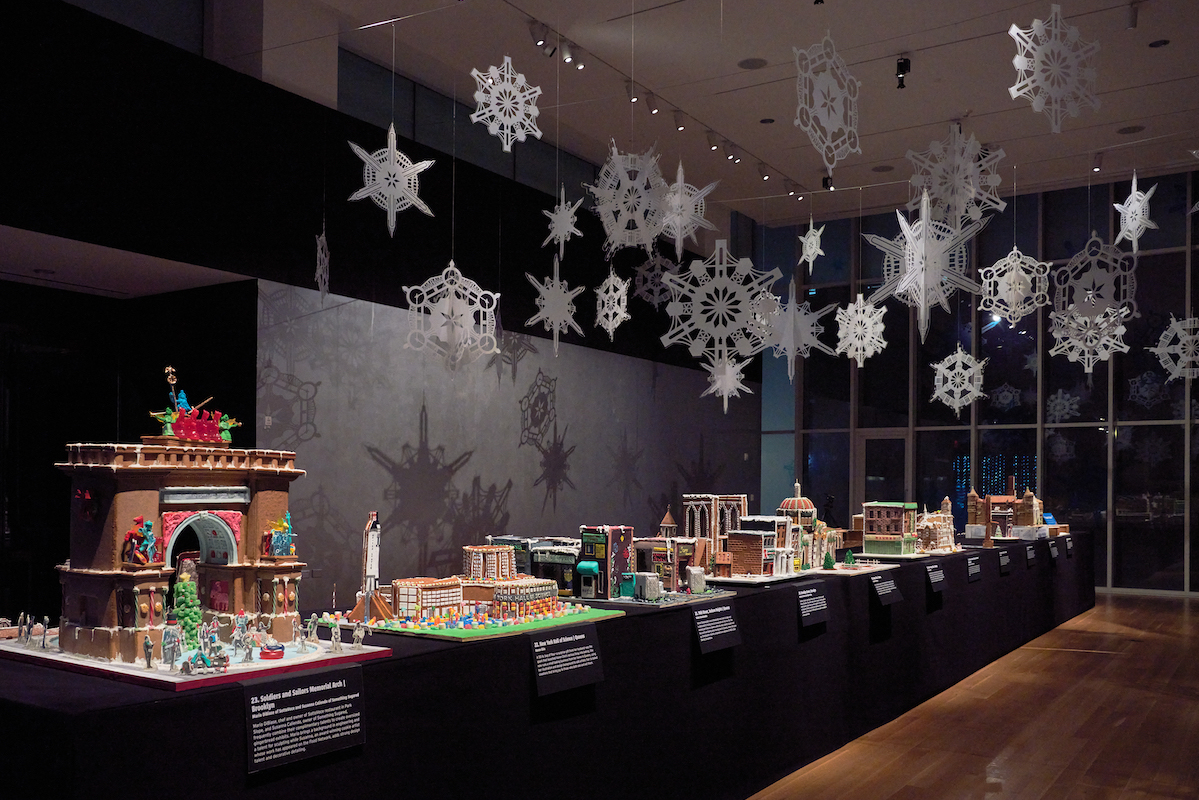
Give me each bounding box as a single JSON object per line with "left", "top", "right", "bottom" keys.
{"left": 0, "top": 536, "right": 1093, "bottom": 800}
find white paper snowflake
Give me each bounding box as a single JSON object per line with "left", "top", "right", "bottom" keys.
{"left": 990, "top": 383, "right": 1022, "bottom": 412}
{"left": 1135, "top": 433, "right": 1170, "bottom": 468}
{"left": 1127, "top": 371, "right": 1168, "bottom": 410}
{"left": 1148, "top": 315, "right": 1199, "bottom": 382}
{"left": 348, "top": 123, "right": 434, "bottom": 236}
{"left": 403, "top": 261, "right": 500, "bottom": 369}
{"left": 701, "top": 354, "right": 752, "bottom": 414}
{"left": 1045, "top": 388, "right": 1081, "bottom": 423}
{"left": 659, "top": 162, "right": 718, "bottom": 261}
{"left": 634, "top": 253, "right": 678, "bottom": 309}
{"left": 470, "top": 55, "right": 542, "bottom": 153}
{"left": 586, "top": 141, "right": 666, "bottom": 256}
{"left": 1048, "top": 305, "right": 1130, "bottom": 374}
{"left": 793, "top": 33, "right": 860, "bottom": 176}
{"left": 315, "top": 227, "right": 329, "bottom": 303}
{"left": 1046, "top": 431, "right": 1076, "bottom": 464}
{"left": 979, "top": 245, "right": 1050, "bottom": 326}
{"left": 865, "top": 190, "right": 986, "bottom": 342}
{"left": 1008, "top": 4, "right": 1100, "bottom": 133}
{"left": 542, "top": 184, "right": 584, "bottom": 260}
{"left": 835, "top": 293, "right": 887, "bottom": 368}
{"left": 766, "top": 279, "right": 837, "bottom": 382}
{"left": 595, "top": 267, "right": 631, "bottom": 341}
{"left": 931, "top": 344, "right": 988, "bottom": 418}
{"left": 799, "top": 217, "right": 825, "bottom": 275}
{"left": 1113, "top": 171, "right": 1158, "bottom": 255}
{"left": 1053, "top": 232, "right": 1137, "bottom": 320}
{"left": 907, "top": 124, "right": 1007, "bottom": 229}
{"left": 1191, "top": 201, "right": 1199, "bottom": 216}
{"left": 525, "top": 255, "right": 584, "bottom": 356}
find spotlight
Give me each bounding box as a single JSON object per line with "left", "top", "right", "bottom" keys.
{"left": 560, "top": 41, "right": 574, "bottom": 64}
{"left": 706, "top": 130, "right": 720, "bottom": 151}
{"left": 822, "top": 173, "right": 835, "bottom": 190}
{"left": 784, "top": 179, "right": 800, "bottom": 196}
{"left": 572, "top": 47, "right": 585, "bottom": 69}
{"left": 723, "top": 141, "right": 735, "bottom": 160}
{"left": 758, "top": 162, "right": 770, "bottom": 181}
{"left": 674, "top": 111, "right": 687, "bottom": 131}
{"left": 528, "top": 21, "right": 548, "bottom": 47}
{"left": 896, "top": 56, "right": 911, "bottom": 89}
{"left": 732, "top": 146, "right": 742, "bottom": 164}
{"left": 627, "top": 81, "right": 639, "bottom": 103}
{"left": 541, "top": 41, "right": 556, "bottom": 58}
{"left": 644, "top": 92, "right": 659, "bottom": 115}
{"left": 1092, "top": 152, "right": 1103, "bottom": 173}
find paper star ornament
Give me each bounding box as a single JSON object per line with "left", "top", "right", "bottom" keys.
{"left": 348, "top": 123, "right": 434, "bottom": 236}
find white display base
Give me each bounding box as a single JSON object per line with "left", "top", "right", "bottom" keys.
{"left": 859, "top": 551, "right": 930, "bottom": 560}
{"left": 564, "top": 588, "right": 737, "bottom": 607}
{"left": 706, "top": 573, "right": 808, "bottom": 586}
{"left": 807, "top": 562, "right": 901, "bottom": 576}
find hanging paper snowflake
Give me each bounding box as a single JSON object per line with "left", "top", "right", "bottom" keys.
{"left": 659, "top": 162, "right": 718, "bottom": 261}
{"left": 1048, "top": 305, "right": 1130, "bottom": 374}
{"left": 1113, "top": 171, "right": 1158, "bottom": 255}
{"left": 835, "top": 293, "right": 887, "bottom": 368}
{"left": 1008, "top": 4, "right": 1100, "bottom": 133}
{"left": 701, "top": 355, "right": 752, "bottom": 414}
{"left": 315, "top": 227, "right": 330, "bottom": 303}
{"left": 1045, "top": 388, "right": 1081, "bottom": 423}
{"left": 1127, "top": 371, "right": 1168, "bottom": 410}
{"left": 1053, "top": 233, "right": 1137, "bottom": 320}
{"left": 595, "top": 267, "right": 631, "bottom": 341}
{"left": 469, "top": 55, "right": 542, "bottom": 153}
{"left": 633, "top": 253, "right": 678, "bottom": 309}
{"left": 1191, "top": 201, "right": 1199, "bottom": 216}
{"left": 348, "top": 123, "right": 434, "bottom": 236}
{"left": 1148, "top": 315, "right": 1199, "bottom": 382}
{"left": 525, "top": 255, "right": 584, "bottom": 356}
{"left": 979, "top": 245, "right": 1050, "bottom": 326}
{"left": 793, "top": 33, "right": 861, "bottom": 176}
{"left": 907, "top": 124, "right": 1007, "bottom": 228}
{"left": 1135, "top": 433, "right": 1170, "bottom": 468}
{"left": 403, "top": 261, "right": 500, "bottom": 369}
{"left": 765, "top": 279, "right": 837, "bottom": 382}
{"left": 798, "top": 217, "right": 825, "bottom": 275}
{"left": 931, "top": 344, "right": 988, "bottom": 419}
{"left": 865, "top": 190, "right": 986, "bottom": 342}
{"left": 1046, "top": 431, "right": 1076, "bottom": 464}
{"left": 542, "top": 184, "right": 584, "bottom": 260}
{"left": 990, "top": 383, "right": 1023, "bottom": 412}
{"left": 586, "top": 141, "right": 666, "bottom": 256}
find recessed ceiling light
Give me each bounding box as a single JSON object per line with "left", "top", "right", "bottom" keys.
{"left": 1148, "top": 39, "right": 1170, "bottom": 48}
{"left": 760, "top": 118, "right": 775, "bottom": 124}
{"left": 871, "top": 165, "right": 894, "bottom": 173}
{"left": 737, "top": 57, "right": 768, "bottom": 70}
{"left": 1117, "top": 125, "right": 1146, "bottom": 135}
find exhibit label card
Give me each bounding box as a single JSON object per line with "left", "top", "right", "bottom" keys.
{"left": 869, "top": 573, "right": 903, "bottom": 605}
{"left": 999, "top": 549, "right": 1011, "bottom": 576}
{"left": 925, "top": 562, "right": 945, "bottom": 593}
{"left": 1065, "top": 536, "right": 1074, "bottom": 558}
{"left": 244, "top": 664, "right": 364, "bottom": 774}
{"left": 692, "top": 600, "right": 741, "bottom": 653}
{"left": 529, "top": 623, "right": 603, "bottom": 696}
{"left": 1049, "top": 539, "right": 1060, "bottom": 561}
{"left": 1025, "top": 544, "right": 1037, "bottom": 567}
{"left": 966, "top": 554, "right": 982, "bottom": 583}
{"left": 796, "top": 580, "right": 829, "bottom": 626}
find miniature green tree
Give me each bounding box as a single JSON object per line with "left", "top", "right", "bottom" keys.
{"left": 823, "top": 551, "right": 835, "bottom": 570}
{"left": 172, "top": 575, "right": 202, "bottom": 649}
{"left": 843, "top": 549, "right": 856, "bottom": 566}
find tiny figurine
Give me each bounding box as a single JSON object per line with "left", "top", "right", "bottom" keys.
{"left": 328, "top": 621, "right": 344, "bottom": 653}
{"left": 142, "top": 633, "right": 154, "bottom": 669}
{"left": 293, "top": 620, "right": 306, "bottom": 653}
{"left": 351, "top": 620, "right": 366, "bottom": 650}
{"left": 306, "top": 613, "right": 319, "bottom": 643}
{"left": 41, "top": 616, "right": 50, "bottom": 649}
{"left": 161, "top": 612, "right": 184, "bottom": 671}
{"left": 15, "top": 612, "right": 26, "bottom": 645}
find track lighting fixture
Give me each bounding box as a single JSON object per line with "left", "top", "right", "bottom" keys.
{"left": 723, "top": 141, "right": 735, "bottom": 160}
{"left": 1092, "top": 152, "right": 1103, "bottom": 173}
{"left": 896, "top": 56, "right": 911, "bottom": 89}
{"left": 542, "top": 41, "right": 556, "bottom": 58}
{"left": 644, "top": 92, "right": 659, "bottom": 115}
{"left": 822, "top": 173, "right": 835, "bottom": 190}
{"left": 572, "top": 47, "right": 585, "bottom": 69}
{"left": 1127, "top": 2, "right": 1139, "bottom": 29}
{"left": 706, "top": 130, "right": 720, "bottom": 151}
{"left": 626, "top": 81, "right": 639, "bottom": 103}
{"left": 528, "top": 21, "right": 548, "bottom": 47}
{"left": 560, "top": 41, "right": 574, "bottom": 64}
{"left": 784, "top": 179, "right": 800, "bottom": 196}
{"left": 674, "top": 111, "right": 686, "bottom": 131}
{"left": 758, "top": 162, "right": 770, "bottom": 181}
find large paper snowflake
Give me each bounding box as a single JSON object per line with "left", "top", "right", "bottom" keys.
{"left": 634, "top": 253, "right": 678, "bottom": 309}
{"left": 931, "top": 344, "right": 988, "bottom": 418}
{"left": 1045, "top": 388, "right": 1080, "bottom": 423}
{"left": 1148, "top": 315, "right": 1199, "bottom": 382}
{"left": 470, "top": 55, "right": 542, "bottom": 153}
{"left": 701, "top": 355, "right": 753, "bottom": 413}
{"left": 793, "top": 33, "right": 860, "bottom": 176}
{"left": 865, "top": 190, "right": 986, "bottom": 342}
{"left": 348, "top": 123, "right": 434, "bottom": 236}
{"left": 542, "top": 184, "right": 584, "bottom": 260}
{"left": 595, "top": 267, "right": 631, "bottom": 341}
{"left": 1053, "top": 233, "right": 1137, "bottom": 320}
{"left": 586, "top": 141, "right": 666, "bottom": 256}
{"left": 1127, "top": 371, "right": 1168, "bottom": 410}
{"left": 799, "top": 217, "right": 825, "bottom": 275}
{"left": 835, "top": 293, "right": 887, "bottom": 368}
{"left": 660, "top": 240, "right": 782, "bottom": 410}
{"left": 990, "top": 383, "right": 1023, "bottom": 412}
{"left": 765, "top": 279, "right": 837, "bottom": 382}
{"left": 525, "top": 256, "right": 583, "bottom": 356}
{"left": 1113, "top": 172, "right": 1158, "bottom": 255}
{"left": 979, "top": 245, "right": 1050, "bottom": 326}
{"left": 1008, "top": 4, "right": 1100, "bottom": 133}
{"left": 403, "top": 262, "right": 500, "bottom": 369}
{"left": 1048, "top": 305, "right": 1129, "bottom": 374}
{"left": 659, "top": 162, "right": 718, "bottom": 261}
{"left": 315, "top": 227, "right": 329, "bottom": 303}
{"left": 908, "top": 124, "right": 1007, "bottom": 229}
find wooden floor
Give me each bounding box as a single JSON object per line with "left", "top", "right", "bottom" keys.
{"left": 749, "top": 594, "right": 1199, "bottom": 800}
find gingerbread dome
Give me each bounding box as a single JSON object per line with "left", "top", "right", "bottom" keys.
{"left": 779, "top": 482, "right": 816, "bottom": 513}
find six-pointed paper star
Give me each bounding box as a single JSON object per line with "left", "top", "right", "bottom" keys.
{"left": 348, "top": 123, "right": 434, "bottom": 236}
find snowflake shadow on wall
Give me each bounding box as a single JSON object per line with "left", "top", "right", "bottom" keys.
{"left": 257, "top": 365, "right": 321, "bottom": 449}
{"left": 534, "top": 422, "right": 576, "bottom": 513}
{"left": 519, "top": 369, "right": 556, "bottom": 449}
{"left": 606, "top": 430, "right": 645, "bottom": 509}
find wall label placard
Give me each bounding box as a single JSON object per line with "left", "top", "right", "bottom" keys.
{"left": 925, "top": 562, "right": 945, "bottom": 593}
{"left": 693, "top": 601, "right": 741, "bottom": 653}
{"left": 244, "top": 665, "right": 364, "bottom": 774}
{"left": 529, "top": 623, "right": 604, "bottom": 696}
{"left": 796, "top": 580, "right": 829, "bottom": 626}
{"left": 869, "top": 573, "right": 903, "bottom": 605}
{"left": 1025, "top": 544, "right": 1037, "bottom": 567}
{"left": 966, "top": 555, "right": 982, "bottom": 583}
{"left": 1049, "top": 539, "right": 1059, "bottom": 561}
{"left": 999, "top": 549, "right": 1011, "bottom": 575}
{"left": 1065, "top": 536, "right": 1074, "bottom": 558}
